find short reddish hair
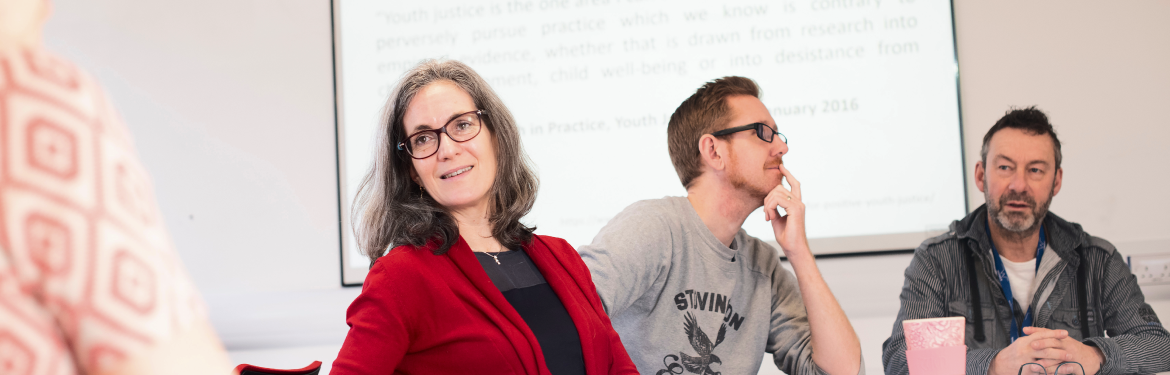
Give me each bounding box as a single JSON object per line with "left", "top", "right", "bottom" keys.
{"left": 666, "top": 76, "right": 761, "bottom": 188}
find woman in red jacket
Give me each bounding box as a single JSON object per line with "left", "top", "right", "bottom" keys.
{"left": 331, "top": 60, "right": 637, "bottom": 375}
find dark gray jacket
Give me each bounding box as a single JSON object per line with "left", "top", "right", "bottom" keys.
{"left": 882, "top": 205, "right": 1170, "bottom": 375}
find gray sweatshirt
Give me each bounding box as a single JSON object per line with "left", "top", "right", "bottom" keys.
{"left": 579, "top": 197, "right": 841, "bottom": 375}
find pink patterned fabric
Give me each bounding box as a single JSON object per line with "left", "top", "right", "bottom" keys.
{"left": 0, "top": 47, "right": 204, "bottom": 375}
{"left": 902, "top": 316, "right": 965, "bottom": 350}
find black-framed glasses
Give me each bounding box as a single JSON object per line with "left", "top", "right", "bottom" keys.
{"left": 709, "top": 122, "right": 787, "bottom": 144}
{"left": 397, "top": 110, "right": 486, "bottom": 159}
{"left": 1019, "top": 362, "right": 1085, "bottom": 375}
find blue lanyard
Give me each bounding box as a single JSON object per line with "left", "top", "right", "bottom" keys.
{"left": 988, "top": 225, "right": 1046, "bottom": 342}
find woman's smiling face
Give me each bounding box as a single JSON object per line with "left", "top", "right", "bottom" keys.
{"left": 403, "top": 80, "right": 497, "bottom": 213}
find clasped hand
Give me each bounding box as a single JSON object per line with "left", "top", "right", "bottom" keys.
{"left": 991, "top": 327, "right": 1104, "bottom": 375}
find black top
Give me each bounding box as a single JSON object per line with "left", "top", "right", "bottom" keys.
{"left": 475, "top": 249, "right": 585, "bottom": 375}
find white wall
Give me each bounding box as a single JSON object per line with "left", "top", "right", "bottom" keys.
{"left": 41, "top": 0, "right": 1170, "bottom": 373}
{"left": 42, "top": 0, "right": 361, "bottom": 355}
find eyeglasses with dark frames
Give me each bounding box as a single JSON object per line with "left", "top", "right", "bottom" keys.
{"left": 709, "top": 122, "right": 787, "bottom": 144}
{"left": 397, "top": 110, "right": 487, "bottom": 159}
{"left": 1019, "top": 362, "right": 1085, "bottom": 375}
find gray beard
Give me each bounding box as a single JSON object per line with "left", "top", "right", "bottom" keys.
{"left": 994, "top": 206, "right": 1039, "bottom": 233}
{"left": 985, "top": 187, "right": 1053, "bottom": 241}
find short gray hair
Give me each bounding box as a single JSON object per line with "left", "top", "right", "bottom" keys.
{"left": 981, "top": 106, "right": 1062, "bottom": 170}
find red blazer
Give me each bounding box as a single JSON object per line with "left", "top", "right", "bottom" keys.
{"left": 331, "top": 235, "right": 638, "bottom": 375}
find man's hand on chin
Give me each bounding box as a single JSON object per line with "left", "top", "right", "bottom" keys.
{"left": 765, "top": 165, "right": 810, "bottom": 258}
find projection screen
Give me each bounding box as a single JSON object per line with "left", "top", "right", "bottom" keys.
{"left": 334, "top": 0, "right": 967, "bottom": 285}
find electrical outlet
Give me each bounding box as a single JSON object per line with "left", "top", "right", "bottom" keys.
{"left": 1128, "top": 254, "right": 1170, "bottom": 285}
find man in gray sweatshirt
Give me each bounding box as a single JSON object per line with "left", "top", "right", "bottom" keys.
{"left": 579, "top": 76, "right": 863, "bottom": 375}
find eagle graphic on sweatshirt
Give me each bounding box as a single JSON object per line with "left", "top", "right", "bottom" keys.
{"left": 681, "top": 312, "right": 727, "bottom": 375}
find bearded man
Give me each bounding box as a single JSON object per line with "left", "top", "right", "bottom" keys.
{"left": 579, "top": 76, "right": 862, "bottom": 375}
{"left": 882, "top": 107, "right": 1170, "bottom": 375}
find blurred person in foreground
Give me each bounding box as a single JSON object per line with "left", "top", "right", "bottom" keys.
{"left": 330, "top": 60, "right": 637, "bottom": 375}
{"left": 882, "top": 107, "right": 1170, "bottom": 375}
{"left": 578, "top": 76, "right": 863, "bottom": 375}
{"left": 0, "top": 0, "right": 233, "bottom": 374}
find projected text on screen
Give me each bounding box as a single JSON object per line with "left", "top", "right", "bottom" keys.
{"left": 335, "top": 0, "right": 967, "bottom": 283}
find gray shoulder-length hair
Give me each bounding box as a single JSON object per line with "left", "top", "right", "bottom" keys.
{"left": 352, "top": 59, "right": 539, "bottom": 263}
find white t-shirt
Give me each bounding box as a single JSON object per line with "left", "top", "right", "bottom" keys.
{"left": 1002, "top": 257, "right": 1038, "bottom": 312}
